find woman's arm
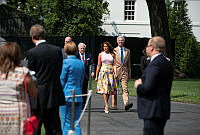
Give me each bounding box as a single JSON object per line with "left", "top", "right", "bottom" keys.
{"left": 60, "top": 61, "right": 69, "bottom": 88}
{"left": 95, "top": 53, "right": 102, "bottom": 82}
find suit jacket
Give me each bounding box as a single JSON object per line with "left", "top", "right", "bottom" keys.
{"left": 75, "top": 51, "right": 95, "bottom": 80}
{"left": 61, "top": 48, "right": 67, "bottom": 59}
{"left": 60, "top": 55, "right": 85, "bottom": 102}
{"left": 26, "top": 42, "right": 65, "bottom": 109}
{"left": 114, "top": 47, "right": 131, "bottom": 80}
{"left": 137, "top": 54, "right": 173, "bottom": 120}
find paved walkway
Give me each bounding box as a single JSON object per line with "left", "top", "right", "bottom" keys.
{"left": 80, "top": 94, "right": 200, "bottom": 135}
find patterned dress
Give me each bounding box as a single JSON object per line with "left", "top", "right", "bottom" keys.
{"left": 0, "top": 67, "right": 30, "bottom": 135}
{"left": 96, "top": 52, "right": 118, "bottom": 94}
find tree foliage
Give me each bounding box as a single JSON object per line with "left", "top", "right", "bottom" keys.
{"left": 166, "top": 0, "right": 200, "bottom": 76}
{"left": 6, "top": 0, "right": 109, "bottom": 36}
{"left": 146, "top": 0, "right": 173, "bottom": 60}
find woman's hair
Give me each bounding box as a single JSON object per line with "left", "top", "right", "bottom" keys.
{"left": 101, "top": 41, "right": 115, "bottom": 58}
{"left": 142, "top": 48, "right": 147, "bottom": 56}
{"left": 64, "top": 41, "right": 77, "bottom": 55}
{"left": 0, "top": 42, "right": 21, "bottom": 73}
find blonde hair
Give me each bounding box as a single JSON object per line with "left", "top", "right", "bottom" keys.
{"left": 149, "top": 36, "right": 166, "bottom": 52}
{"left": 64, "top": 41, "right": 77, "bottom": 55}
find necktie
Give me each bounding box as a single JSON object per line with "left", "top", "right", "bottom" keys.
{"left": 121, "top": 48, "right": 124, "bottom": 64}
{"left": 82, "top": 55, "right": 85, "bottom": 64}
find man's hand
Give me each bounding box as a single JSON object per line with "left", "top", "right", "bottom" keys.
{"left": 134, "top": 78, "right": 142, "bottom": 88}
{"left": 91, "top": 72, "right": 95, "bottom": 78}
{"left": 95, "top": 77, "right": 98, "bottom": 82}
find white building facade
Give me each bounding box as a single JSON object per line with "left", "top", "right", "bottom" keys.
{"left": 102, "top": 0, "right": 200, "bottom": 42}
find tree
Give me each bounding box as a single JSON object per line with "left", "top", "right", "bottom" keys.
{"left": 166, "top": 0, "right": 200, "bottom": 76}
{"left": 146, "top": 0, "right": 173, "bottom": 61}
{"left": 6, "top": 0, "right": 109, "bottom": 36}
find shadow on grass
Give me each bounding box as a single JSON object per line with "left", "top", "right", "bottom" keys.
{"left": 174, "top": 78, "right": 200, "bottom": 81}
{"left": 171, "top": 94, "right": 187, "bottom": 98}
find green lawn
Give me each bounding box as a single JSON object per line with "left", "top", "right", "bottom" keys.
{"left": 91, "top": 78, "right": 200, "bottom": 104}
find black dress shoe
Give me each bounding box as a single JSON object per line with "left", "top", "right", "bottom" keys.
{"left": 125, "top": 103, "right": 133, "bottom": 111}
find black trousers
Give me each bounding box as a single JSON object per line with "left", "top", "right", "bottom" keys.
{"left": 143, "top": 118, "right": 167, "bottom": 135}
{"left": 82, "top": 76, "right": 89, "bottom": 108}
{"left": 32, "top": 107, "right": 62, "bottom": 135}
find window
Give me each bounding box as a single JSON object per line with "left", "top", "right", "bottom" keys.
{"left": 124, "top": 0, "right": 135, "bottom": 20}
{"left": 173, "top": 0, "right": 186, "bottom": 10}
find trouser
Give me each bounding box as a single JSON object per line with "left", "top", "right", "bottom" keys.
{"left": 112, "top": 74, "right": 129, "bottom": 107}
{"left": 60, "top": 102, "right": 82, "bottom": 135}
{"left": 119, "top": 74, "right": 129, "bottom": 106}
{"left": 143, "top": 118, "right": 167, "bottom": 135}
{"left": 82, "top": 76, "right": 88, "bottom": 108}
{"left": 32, "top": 107, "right": 62, "bottom": 135}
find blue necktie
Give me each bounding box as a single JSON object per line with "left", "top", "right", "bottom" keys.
{"left": 121, "top": 48, "right": 124, "bottom": 63}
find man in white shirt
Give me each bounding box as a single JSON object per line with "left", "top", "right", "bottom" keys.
{"left": 77, "top": 43, "right": 95, "bottom": 109}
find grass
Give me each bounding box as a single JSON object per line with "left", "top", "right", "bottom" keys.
{"left": 91, "top": 78, "right": 200, "bottom": 104}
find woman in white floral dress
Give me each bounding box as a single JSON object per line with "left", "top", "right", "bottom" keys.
{"left": 95, "top": 41, "right": 118, "bottom": 113}
{"left": 0, "top": 42, "right": 37, "bottom": 135}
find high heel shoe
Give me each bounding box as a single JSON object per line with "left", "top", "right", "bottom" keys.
{"left": 104, "top": 106, "right": 109, "bottom": 114}
{"left": 104, "top": 110, "right": 109, "bottom": 114}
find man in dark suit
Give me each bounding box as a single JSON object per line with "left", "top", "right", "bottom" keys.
{"left": 76, "top": 43, "right": 95, "bottom": 109}
{"left": 26, "top": 24, "right": 65, "bottom": 135}
{"left": 61, "top": 36, "right": 72, "bottom": 59}
{"left": 134, "top": 36, "right": 173, "bottom": 135}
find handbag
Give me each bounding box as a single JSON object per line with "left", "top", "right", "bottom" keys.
{"left": 23, "top": 71, "right": 39, "bottom": 135}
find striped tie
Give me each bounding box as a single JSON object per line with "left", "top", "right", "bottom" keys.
{"left": 82, "top": 55, "right": 85, "bottom": 64}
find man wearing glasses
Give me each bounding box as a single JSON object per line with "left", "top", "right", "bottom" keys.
{"left": 134, "top": 36, "right": 173, "bottom": 135}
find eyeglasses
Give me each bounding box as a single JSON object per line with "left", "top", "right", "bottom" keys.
{"left": 65, "top": 41, "right": 71, "bottom": 43}
{"left": 146, "top": 44, "right": 152, "bottom": 48}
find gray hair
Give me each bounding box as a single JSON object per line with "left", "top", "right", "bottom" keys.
{"left": 117, "top": 36, "right": 125, "bottom": 41}
{"left": 78, "top": 43, "right": 86, "bottom": 48}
